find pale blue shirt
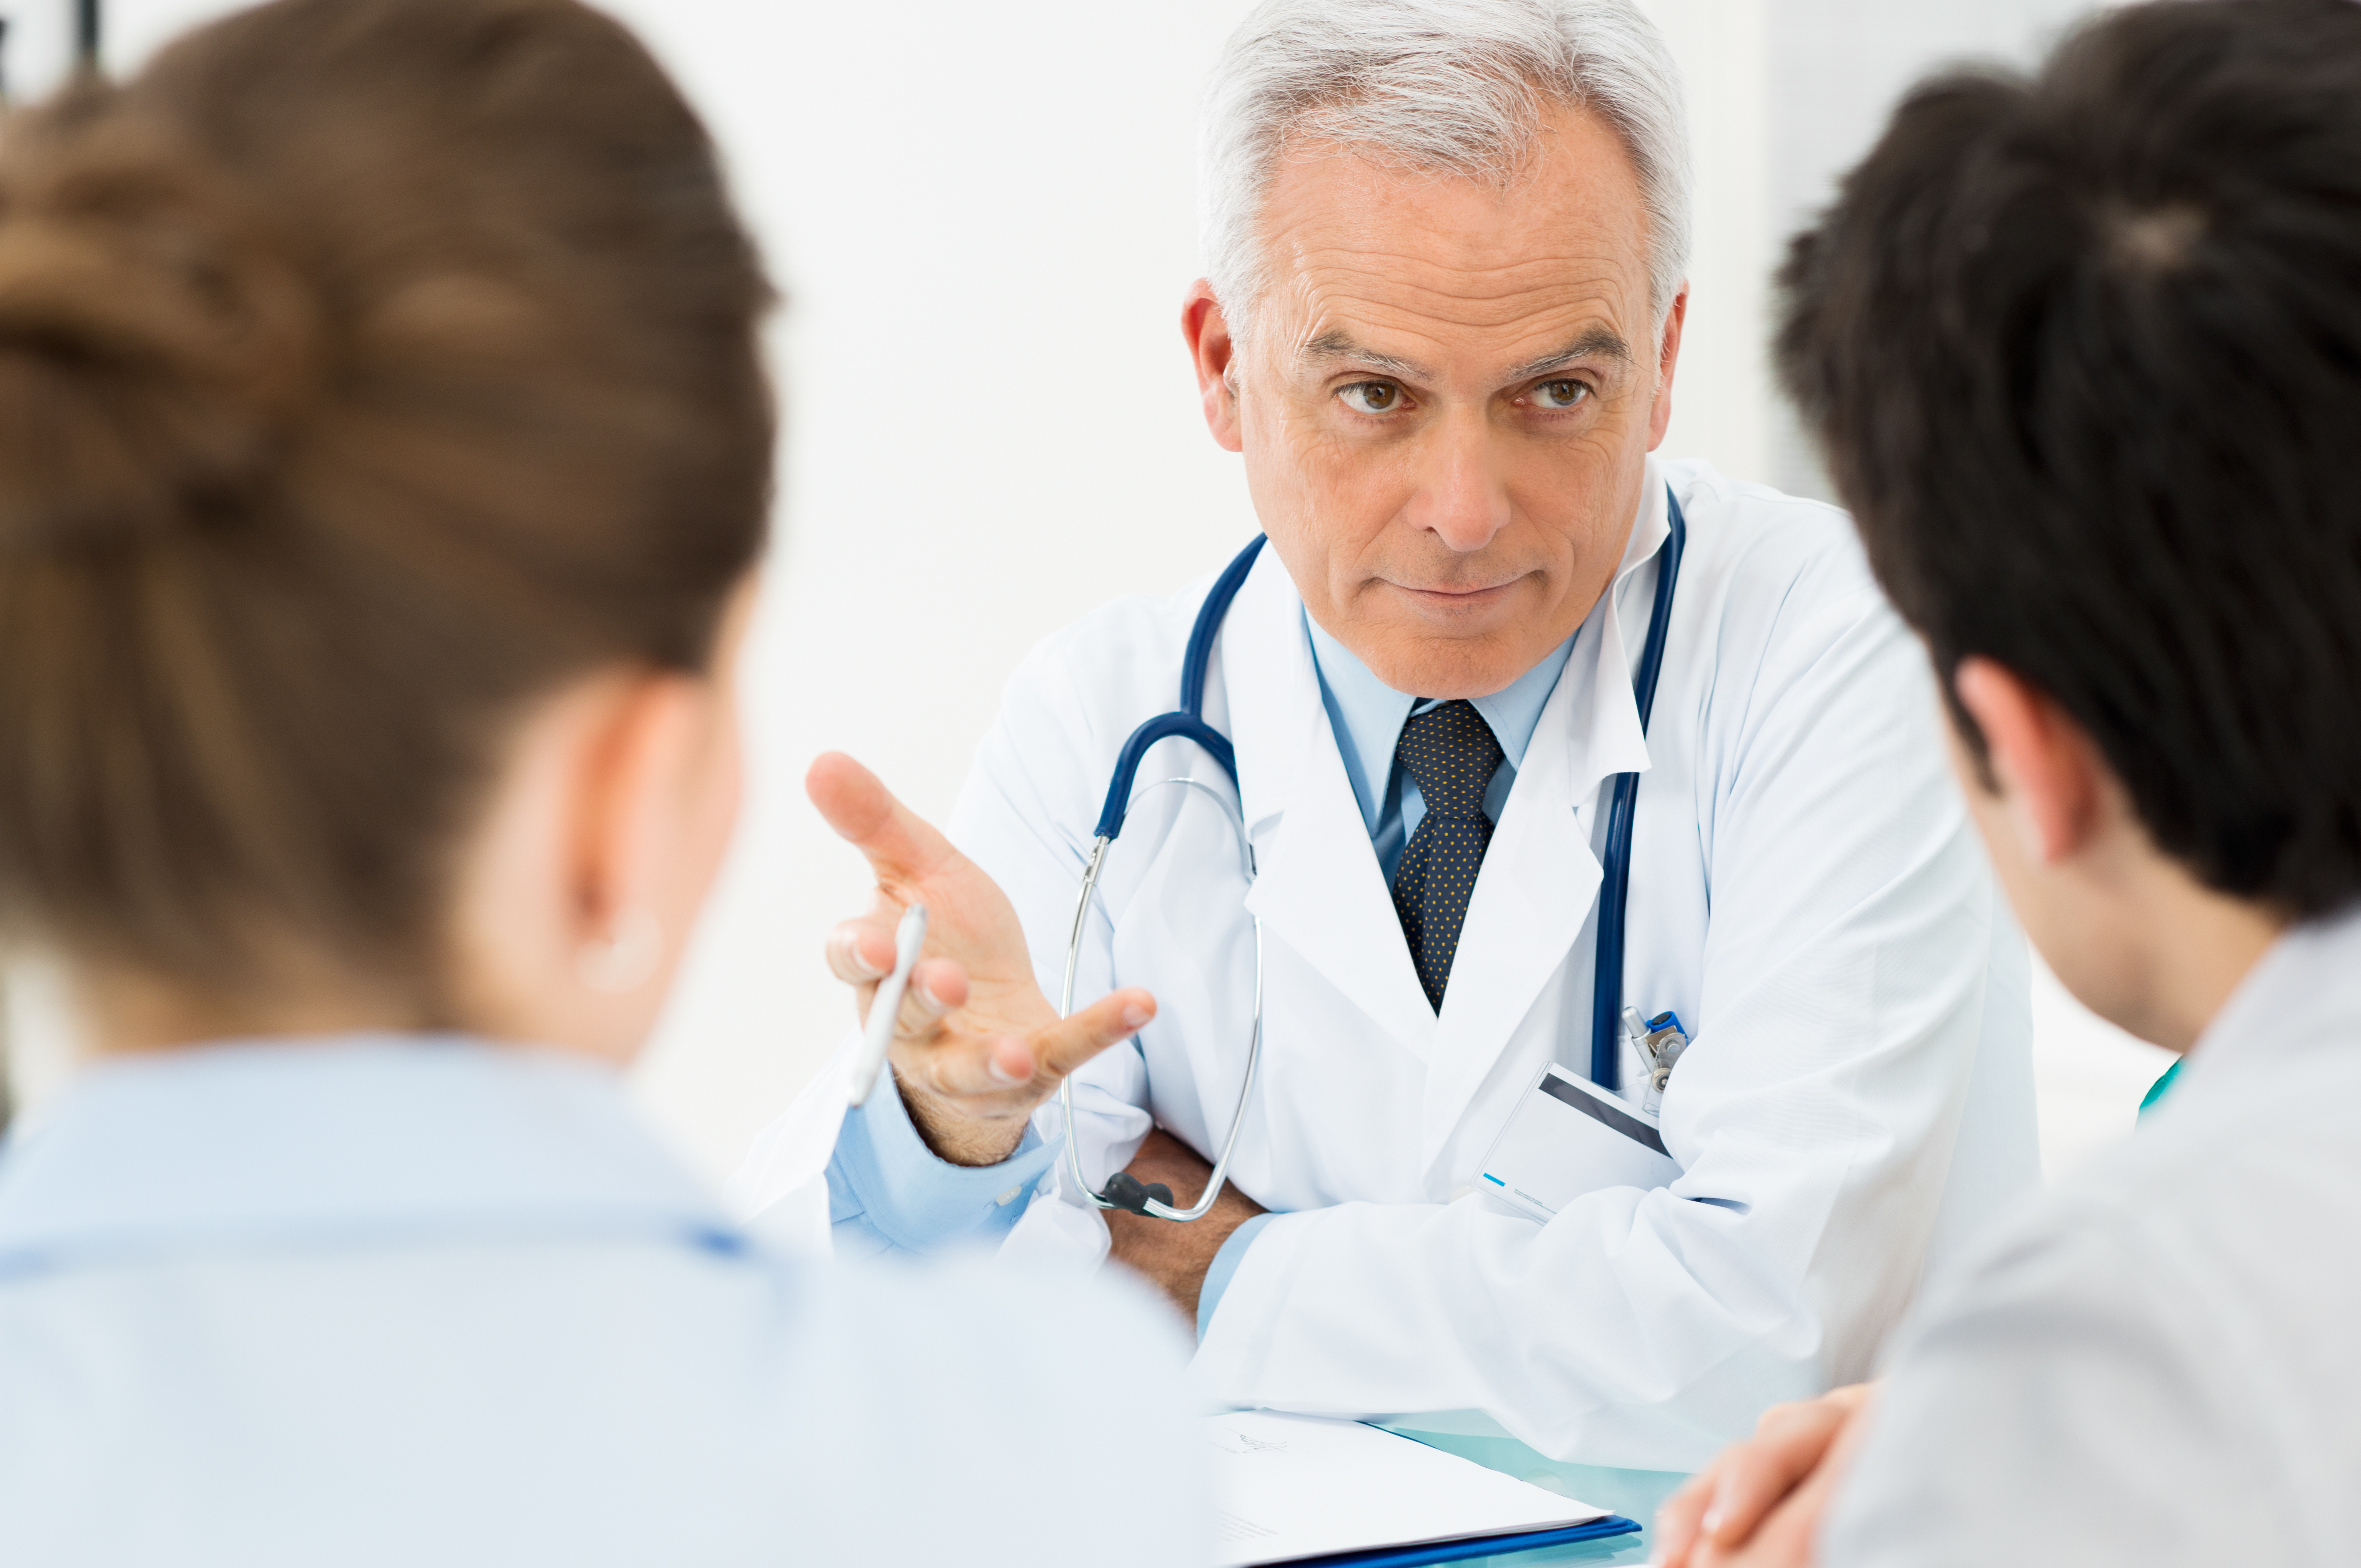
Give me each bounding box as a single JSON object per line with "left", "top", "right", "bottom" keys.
{"left": 824, "top": 613, "right": 1576, "bottom": 1335}
{"left": 0, "top": 1038, "right": 1200, "bottom": 1567}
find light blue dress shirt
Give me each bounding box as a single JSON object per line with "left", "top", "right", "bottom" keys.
{"left": 825, "top": 613, "right": 1577, "bottom": 1337}
{"left": 0, "top": 1038, "right": 1200, "bottom": 1567}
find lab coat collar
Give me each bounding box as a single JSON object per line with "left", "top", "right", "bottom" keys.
{"left": 0, "top": 1036, "right": 731, "bottom": 1262}
{"left": 1216, "top": 464, "right": 1676, "bottom": 1092}
{"left": 1415, "top": 470, "right": 1670, "bottom": 1159}
{"left": 1569, "top": 462, "right": 1672, "bottom": 796}
{"left": 1224, "top": 546, "right": 1441, "bottom": 1060}
{"left": 2173, "top": 901, "right": 2361, "bottom": 1102}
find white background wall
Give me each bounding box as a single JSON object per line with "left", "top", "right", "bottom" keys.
{"left": 4, "top": 0, "right": 2172, "bottom": 1178}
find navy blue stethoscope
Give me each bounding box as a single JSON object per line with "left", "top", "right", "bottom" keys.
{"left": 1061, "top": 492, "right": 1689, "bottom": 1220}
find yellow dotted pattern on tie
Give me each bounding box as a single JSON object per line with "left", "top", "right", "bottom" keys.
{"left": 1390, "top": 699, "right": 1505, "bottom": 1012}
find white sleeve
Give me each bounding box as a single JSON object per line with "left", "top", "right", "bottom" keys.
{"left": 945, "top": 635, "right": 1157, "bottom": 1268}
{"left": 1194, "top": 577, "right": 2012, "bottom": 1468}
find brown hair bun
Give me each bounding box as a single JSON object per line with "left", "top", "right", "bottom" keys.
{"left": 0, "top": 98, "right": 320, "bottom": 550}
{"left": 0, "top": 0, "right": 773, "bottom": 1011}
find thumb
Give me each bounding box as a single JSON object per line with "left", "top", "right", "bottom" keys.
{"left": 1023, "top": 988, "right": 1157, "bottom": 1085}
{"left": 806, "top": 751, "right": 960, "bottom": 884}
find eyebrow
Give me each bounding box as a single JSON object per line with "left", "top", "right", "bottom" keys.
{"left": 1300, "top": 330, "right": 1432, "bottom": 380}
{"left": 1506, "top": 327, "right": 1633, "bottom": 380}
{"left": 1298, "top": 324, "right": 1634, "bottom": 384}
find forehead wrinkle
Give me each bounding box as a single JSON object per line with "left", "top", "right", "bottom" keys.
{"left": 1285, "top": 274, "right": 1631, "bottom": 377}
{"left": 1289, "top": 239, "right": 1639, "bottom": 303}
{"left": 1277, "top": 248, "right": 1642, "bottom": 347}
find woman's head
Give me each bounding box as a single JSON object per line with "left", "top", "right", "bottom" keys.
{"left": 0, "top": 0, "right": 773, "bottom": 1057}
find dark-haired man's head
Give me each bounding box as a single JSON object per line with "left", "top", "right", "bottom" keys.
{"left": 1778, "top": 0, "right": 2361, "bottom": 1046}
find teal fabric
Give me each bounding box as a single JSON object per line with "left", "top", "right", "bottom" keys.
{"left": 2138, "top": 1058, "right": 2184, "bottom": 1119}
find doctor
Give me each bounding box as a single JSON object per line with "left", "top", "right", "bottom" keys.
{"left": 736, "top": 0, "right": 2036, "bottom": 1468}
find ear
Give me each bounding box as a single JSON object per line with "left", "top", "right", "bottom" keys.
{"left": 567, "top": 672, "right": 711, "bottom": 961}
{"left": 1182, "top": 280, "right": 1245, "bottom": 453}
{"left": 1951, "top": 657, "right": 2104, "bottom": 865}
{"left": 1646, "top": 283, "right": 1689, "bottom": 450}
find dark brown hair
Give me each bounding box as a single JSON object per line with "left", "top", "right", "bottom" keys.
{"left": 0, "top": 0, "right": 773, "bottom": 1006}
{"left": 1777, "top": 0, "right": 2361, "bottom": 917}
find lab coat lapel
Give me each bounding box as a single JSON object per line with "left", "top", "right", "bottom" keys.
{"left": 1417, "top": 481, "right": 1670, "bottom": 1164}
{"left": 1220, "top": 550, "right": 1441, "bottom": 1061}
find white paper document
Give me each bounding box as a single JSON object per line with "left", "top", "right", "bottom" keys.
{"left": 1204, "top": 1410, "right": 1611, "bottom": 1567}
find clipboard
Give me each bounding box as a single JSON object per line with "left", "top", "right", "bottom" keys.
{"left": 1269, "top": 1515, "right": 1642, "bottom": 1566}
{"left": 1209, "top": 1412, "right": 1640, "bottom": 1567}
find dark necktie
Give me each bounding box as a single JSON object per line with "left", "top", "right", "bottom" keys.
{"left": 1390, "top": 700, "right": 1504, "bottom": 1011}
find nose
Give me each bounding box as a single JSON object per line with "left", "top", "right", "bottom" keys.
{"left": 1401, "top": 408, "right": 1512, "bottom": 552}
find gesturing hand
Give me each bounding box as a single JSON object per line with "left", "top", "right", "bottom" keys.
{"left": 1652, "top": 1383, "right": 1876, "bottom": 1568}
{"left": 809, "top": 752, "right": 1155, "bottom": 1168}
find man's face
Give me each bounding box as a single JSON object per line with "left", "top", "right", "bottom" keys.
{"left": 1187, "top": 102, "right": 1682, "bottom": 698}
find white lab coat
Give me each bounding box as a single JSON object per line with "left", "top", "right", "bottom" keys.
{"left": 741, "top": 457, "right": 2036, "bottom": 1470}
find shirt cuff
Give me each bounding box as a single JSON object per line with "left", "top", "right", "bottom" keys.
{"left": 1196, "top": 1211, "right": 1277, "bottom": 1340}
{"left": 826, "top": 1065, "right": 1057, "bottom": 1254}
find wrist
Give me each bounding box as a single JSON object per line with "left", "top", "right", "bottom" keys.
{"left": 900, "top": 1078, "right": 1032, "bottom": 1167}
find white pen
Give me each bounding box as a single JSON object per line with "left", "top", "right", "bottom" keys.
{"left": 847, "top": 903, "right": 928, "bottom": 1107}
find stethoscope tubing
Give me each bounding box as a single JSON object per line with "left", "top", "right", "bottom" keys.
{"left": 1059, "top": 777, "right": 1265, "bottom": 1222}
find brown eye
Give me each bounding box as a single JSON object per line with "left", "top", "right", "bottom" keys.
{"left": 1338, "top": 381, "right": 1402, "bottom": 414}
{"left": 1532, "top": 379, "right": 1590, "bottom": 410}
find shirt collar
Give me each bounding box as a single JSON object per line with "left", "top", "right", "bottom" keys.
{"left": 0, "top": 1036, "right": 729, "bottom": 1264}
{"left": 1306, "top": 617, "right": 1576, "bottom": 835}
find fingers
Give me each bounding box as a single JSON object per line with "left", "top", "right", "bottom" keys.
{"left": 1701, "top": 1402, "right": 1843, "bottom": 1551}
{"left": 1711, "top": 1410, "right": 1870, "bottom": 1568}
{"left": 1026, "top": 988, "right": 1156, "bottom": 1085}
{"left": 897, "top": 958, "right": 968, "bottom": 1036}
{"left": 826, "top": 920, "right": 892, "bottom": 984}
{"left": 1652, "top": 1459, "right": 1722, "bottom": 1568}
{"left": 806, "top": 752, "right": 964, "bottom": 886}
{"left": 890, "top": 988, "right": 1155, "bottom": 1105}
{"left": 1712, "top": 1464, "right": 1833, "bottom": 1568}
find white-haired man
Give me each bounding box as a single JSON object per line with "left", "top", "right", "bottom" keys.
{"left": 737, "top": 0, "right": 2036, "bottom": 1467}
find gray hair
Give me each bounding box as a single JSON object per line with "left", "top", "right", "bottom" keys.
{"left": 1200, "top": 0, "right": 1691, "bottom": 344}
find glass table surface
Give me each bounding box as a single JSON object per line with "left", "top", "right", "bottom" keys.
{"left": 1373, "top": 1412, "right": 1691, "bottom": 1566}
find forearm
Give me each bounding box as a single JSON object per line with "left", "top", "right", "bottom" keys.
{"left": 898, "top": 1075, "right": 1032, "bottom": 1166}
{"left": 1102, "top": 1128, "right": 1267, "bottom": 1322}
{"left": 1194, "top": 1191, "right": 1824, "bottom": 1469}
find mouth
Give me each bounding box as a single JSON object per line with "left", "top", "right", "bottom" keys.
{"left": 1385, "top": 576, "right": 1525, "bottom": 612}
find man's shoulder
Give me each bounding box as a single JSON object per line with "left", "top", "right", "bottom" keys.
{"left": 1662, "top": 457, "right": 1868, "bottom": 594}
{"left": 1659, "top": 459, "right": 1910, "bottom": 719}
{"left": 1904, "top": 1043, "right": 2361, "bottom": 1426}
{"left": 1834, "top": 1057, "right": 2361, "bottom": 1563}
{"left": 995, "top": 544, "right": 1269, "bottom": 735}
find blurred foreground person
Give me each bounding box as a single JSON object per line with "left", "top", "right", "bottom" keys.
{"left": 1653, "top": 2, "right": 2361, "bottom": 1565}
{"left": 0, "top": 2, "right": 1200, "bottom": 1563}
